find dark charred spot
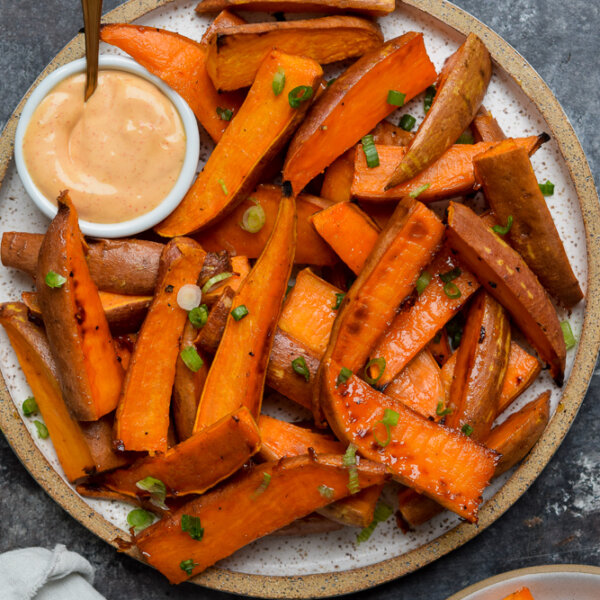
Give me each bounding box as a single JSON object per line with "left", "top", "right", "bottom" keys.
{"left": 249, "top": 351, "right": 254, "bottom": 357}
{"left": 164, "top": 284, "right": 174, "bottom": 293}
{"left": 478, "top": 326, "right": 486, "bottom": 343}
{"left": 307, "top": 447, "right": 318, "bottom": 461}
{"left": 488, "top": 281, "right": 497, "bottom": 289}
{"left": 232, "top": 414, "right": 239, "bottom": 422}
{"left": 69, "top": 271, "right": 74, "bottom": 277}
{"left": 282, "top": 180, "right": 293, "bottom": 197}
{"left": 516, "top": 376, "right": 523, "bottom": 384}
{"left": 273, "top": 11, "right": 285, "bottom": 20}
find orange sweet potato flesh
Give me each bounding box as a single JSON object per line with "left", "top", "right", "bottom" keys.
{"left": 156, "top": 51, "right": 322, "bottom": 237}
{"left": 473, "top": 140, "right": 583, "bottom": 308}
{"left": 135, "top": 454, "right": 387, "bottom": 582}
{"left": 320, "top": 149, "right": 356, "bottom": 204}
{"left": 36, "top": 194, "right": 124, "bottom": 421}
{"left": 311, "top": 202, "right": 380, "bottom": 275}
{"left": 196, "top": 0, "right": 395, "bottom": 16}
{"left": 204, "top": 16, "right": 383, "bottom": 91}
{"left": 79, "top": 407, "right": 260, "bottom": 502}
{"left": 258, "top": 415, "right": 382, "bottom": 527}
{"left": 447, "top": 201, "right": 566, "bottom": 385}
{"left": 0, "top": 302, "right": 95, "bottom": 481}
{"left": 472, "top": 105, "right": 506, "bottom": 143}
{"left": 445, "top": 291, "right": 511, "bottom": 440}
{"left": 320, "top": 361, "right": 497, "bottom": 521}
{"left": 100, "top": 19, "right": 245, "bottom": 142}
{"left": 114, "top": 239, "right": 206, "bottom": 453}
{"left": 371, "top": 120, "right": 415, "bottom": 146}
{"left": 501, "top": 590, "right": 535, "bottom": 600}
{"left": 352, "top": 136, "right": 545, "bottom": 202}
{"left": 194, "top": 194, "right": 296, "bottom": 430}
{"left": 386, "top": 33, "right": 492, "bottom": 188}
{"left": 428, "top": 327, "right": 452, "bottom": 366}
{"left": 195, "top": 184, "right": 337, "bottom": 266}
{"left": 284, "top": 32, "right": 437, "bottom": 196}
{"left": 372, "top": 246, "right": 480, "bottom": 386}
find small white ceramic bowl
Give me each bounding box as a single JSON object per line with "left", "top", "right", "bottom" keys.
{"left": 14, "top": 55, "right": 200, "bottom": 238}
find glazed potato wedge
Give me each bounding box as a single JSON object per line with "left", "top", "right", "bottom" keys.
{"left": 204, "top": 16, "right": 383, "bottom": 91}
{"left": 196, "top": 0, "right": 395, "bottom": 16}
{"left": 446, "top": 202, "right": 566, "bottom": 385}
{"left": 386, "top": 32, "right": 492, "bottom": 188}
{"left": 283, "top": 32, "right": 436, "bottom": 196}
{"left": 36, "top": 193, "right": 124, "bottom": 421}
{"left": 156, "top": 51, "right": 322, "bottom": 236}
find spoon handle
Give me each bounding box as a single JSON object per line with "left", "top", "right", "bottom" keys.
{"left": 81, "top": 0, "right": 103, "bottom": 101}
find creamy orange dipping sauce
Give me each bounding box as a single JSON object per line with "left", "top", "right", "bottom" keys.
{"left": 22, "top": 70, "right": 186, "bottom": 224}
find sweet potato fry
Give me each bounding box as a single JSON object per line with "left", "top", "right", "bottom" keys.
{"left": 446, "top": 201, "right": 566, "bottom": 385}
{"left": 352, "top": 135, "right": 545, "bottom": 202}
{"left": 195, "top": 184, "right": 337, "bottom": 265}
{"left": 193, "top": 193, "right": 296, "bottom": 430}
{"left": 284, "top": 32, "right": 436, "bottom": 196}
{"left": 473, "top": 140, "right": 583, "bottom": 307}
{"left": 196, "top": 0, "right": 395, "bottom": 16}
{"left": 310, "top": 202, "right": 380, "bottom": 274}
{"left": 156, "top": 51, "right": 322, "bottom": 236}
{"left": 135, "top": 454, "right": 387, "bottom": 582}
{"left": 100, "top": 19, "right": 245, "bottom": 142}
{"left": 36, "top": 193, "right": 124, "bottom": 421}
{"left": 320, "top": 149, "right": 355, "bottom": 204}
{"left": 385, "top": 33, "right": 491, "bottom": 188}
{"left": 204, "top": 16, "right": 383, "bottom": 91}
{"left": 472, "top": 105, "right": 506, "bottom": 142}
{"left": 79, "top": 407, "right": 260, "bottom": 502}
{"left": 114, "top": 238, "right": 206, "bottom": 453}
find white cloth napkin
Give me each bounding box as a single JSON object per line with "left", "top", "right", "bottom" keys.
{"left": 0, "top": 544, "right": 106, "bottom": 600}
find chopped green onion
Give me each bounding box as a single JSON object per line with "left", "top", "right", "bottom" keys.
{"left": 364, "top": 357, "right": 386, "bottom": 385}
{"left": 136, "top": 476, "right": 167, "bottom": 510}
{"left": 387, "top": 90, "right": 406, "bottom": 107}
{"left": 272, "top": 67, "right": 286, "bottom": 96}
{"left": 333, "top": 292, "right": 345, "bottom": 310}
{"left": 180, "top": 346, "right": 204, "bottom": 372}
{"left": 240, "top": 204, "right": 266, "bottom": 233}
{"left": 446, "top": 313, "right": 464, "bottom": 349}
{"left": 165, "top": 284, "right": 174, "bottom": 293}
{"left": 347, "top": 467, "right": 360, "bottom": 494}
{"left": 318, "top": 484, "right": 334, "bottom": 499}
{"left": 216, "top": 106, "right": 233, "bottom": 121}
{"left": 336, "top": 366, "right": 352, "bottom": 387}
{"left": 217, "top": 178, "right": 228, "bottom": 195}
{"left": 492, "top": 215, "right": 513, "bottom": 235}
{"left": 253, "top": 472, "right": 271, "bottom": 497}
{"left": 399, "top": 114, "right": 416, "bottom": 131}
{"left": 436, "top": 401, "right": 452, "bottom": 417}
{"left": 424, "top": 85, "right": 436, "bottom": 112}
{"left": 361, "top": 134, "right": 379, "bottom": 168}
{"left": 231, "top": 305, "right": 249, "bottom": 321}
{"left": 288, "top": 85, "right": 313, "bottom": 108}
{"left": 201, "top": 272, "right": 232, "bottom": 294}
{"left": 382, "top": 408, "right": 399, "bottom": 427}
{"left": 416, "top": 270, "right": 432, "bottom": 295}
{"left": 343, "top": 443, "right": 357, "bottom": 467}
{"left": 189, "top": 304, "right": 209, "bottom": 329}
{"left": 33, "top": 420, "right": 49, "bottom": 439}
{"left": 561, "top": 320, "right": 576, "bottom": 350}
{"left": 461, "top": 424, "right": 474, "bottom": 436}
{"left": 45, "top": 270, "right": 66, "bottom": 288}
{"left": 342, "top": 445, "right": 360, "bottom": 494}
{"left": 181, "top": 514, "right": 204, "bottom": 541}
{"left": 456, "top": 130, "right": 475, "bottom": 144}
{"left": 443, "top": 282, "right": 461, "bottom": 299}
{"left": 326, "top": 78, "right": 337, "bottom": 87}
{"left": 356, "top": 502, "right": 393, "bottom": 544}
{"left": 372, "top": 408, "right": 399, "bottom": 448}
{"left": 439, "top": 267, "right": 462, "bottom": 283}
{"left": 22, "top": 396, "right": 38, "bottom": 417}
{"left": 539, "top": 180, "right": 555, "bottom": 196}
{"left": 291, "top": 356, "right": 310, "bottom": 382}
{"left": 127, "top": 508, "right": 154, "bottom": 533}
{"left": 409, "top": 183, "right": 431, "bottom": 198}
{"left": 180, "top": 559, "right": 198, "bottom": 576}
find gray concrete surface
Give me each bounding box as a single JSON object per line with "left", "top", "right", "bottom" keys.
{"left": 0, "top": 1, "right": 599, "bottom": 598}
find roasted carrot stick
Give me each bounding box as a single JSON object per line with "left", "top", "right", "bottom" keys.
{"left": 320, "top": 149, "right": 356, "bottom": 204}
{"left": 135, "top": 454, "right": 387, "bottom": 583}
{"left": 114, "top": 238, "right": 206, "bottom": 453}
{"left": 193, "top": 193, "right": 296, "bottom": 430}
{"left": 310, "top": 202, "right": 380, "bottom": 274}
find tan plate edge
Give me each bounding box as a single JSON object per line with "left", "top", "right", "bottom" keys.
{"left": 0, "top": 0, "right": 599, "bottom": 598}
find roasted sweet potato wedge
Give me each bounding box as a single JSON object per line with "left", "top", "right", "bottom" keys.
{"left": 156, "top": 51, "right": 322, "bottom": 236}
{"left": 472, "top": 105, "right": 506, "bottom": 142}
{"left": 114, "top": 238, "right": 206, "bottom": 453}
{"left": 193, "top": 193, "right": 296, "bottom": 430}
{"left": 195, "top": 286, "right": 236, "bottom": 355}
{"left": 196, "top": 0, "right": 395, "bottom": 16}
{"left": 283, "top": 32, "right": 436, "bottom": 196}
{"left": 371, "top": 120, "right": 415, "bottom": 146}
{"left": 79, "top": 415, "right": 131, "bottom": 474}
{"left": 36, "top": 193, "right": 124, "bottom": 421}
{"left": 428, "top": 327, "right": 452, "bottom": 366}
{"left": 204, "top": 16, "right": 383, "bottom": 91}
{"left": 473, "top": 140, "right": 583, "bottom": 307}
{"left": 202, "top": 255, "right": 250, "bottom": 307}
{"left": 446, "top": 201, "right": 566, "bottom": 385}
{"left": 320, "top": 149, "right": 356, "bottom": 204}
{"left": 135, "top": 454, "right": 387, "bottom": 582}
{"left": 386, "top": 33, "right": 491, "bottom": 188}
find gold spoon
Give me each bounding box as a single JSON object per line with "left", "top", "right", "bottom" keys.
{"left": 81, "top": 0, "right": 103, "bottom": 101}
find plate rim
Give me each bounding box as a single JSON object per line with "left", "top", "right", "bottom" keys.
{"left": 0, "top": 0, "right": 599, "bottom": 598}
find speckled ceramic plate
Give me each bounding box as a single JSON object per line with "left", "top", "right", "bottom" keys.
{"left": 1, "top": 0, "right": 599, "bottom": 598}
{"left": 446, "top": 564, "right": 600, "bottom": 600}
